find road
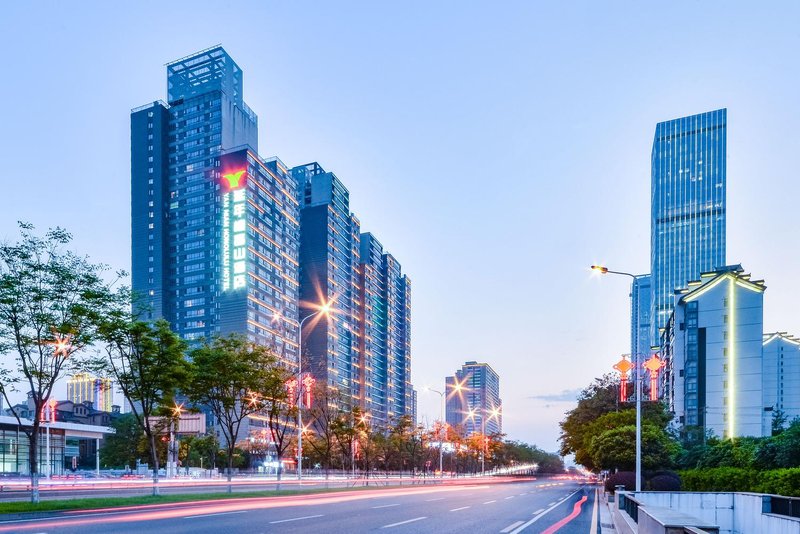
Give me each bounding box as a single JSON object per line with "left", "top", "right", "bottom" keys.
{"left": 0, "top": 479, "right": 600, "bottom": 533}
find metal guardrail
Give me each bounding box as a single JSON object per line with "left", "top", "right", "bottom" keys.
{"left": 763, "top": 494, "right": 800, "bottom": 519}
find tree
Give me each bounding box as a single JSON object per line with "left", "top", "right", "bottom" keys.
{"left": 97, "top": 316, "right": 190, "bottom": 496}
{"left": 100, "top": 413, "right": 144, "bottom": 469}
{"left": 187, "top": 335, "right": 277, "bottom": 490}
{"left": 559, "top": 374, "right": 619, "bottom": 471}
{"left": 306, "top": 385, "right": 347, "bottom": 478}
{"left": 0, "top": 223, "right": 118, "bottom": 502}
{"left": 257, "top": 363, "right": 295, "bottom": 481}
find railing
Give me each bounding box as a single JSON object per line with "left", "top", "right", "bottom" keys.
{"left": 763, "top": 494, "right": 800, "bottom": 519}
{"left": 618, "top": 491, "right": 641, "bottom": 523}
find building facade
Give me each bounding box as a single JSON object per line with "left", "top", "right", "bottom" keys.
{"left": 66, "top": 374, "right": 113, "bottom": 412}
{"left": 762, "top": 332, "right": 800, "bottom": 433}
{"left": 660, "top": 266, "right": 766, "bottom": 438}
{"left": 651, "top": 109, "right": 727, "bottom": 345}
{"left": 132, "top": 45, "right": 413, "bottom": 435}
{"left": 131, "top": 46, "right": 299, "bottom": 361}
{"left": 631, "top": 274, "right": 652, "bottom": 359}
{"left": 445, "top": 361, "right": 501, "bottom": 436}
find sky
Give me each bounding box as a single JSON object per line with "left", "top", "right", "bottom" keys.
{"left": 1, "top": 2, "right": 800, "bottom": 452}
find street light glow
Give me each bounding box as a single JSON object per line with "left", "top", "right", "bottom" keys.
{"left": 590, "top": 265, "right": 609, "bottom": 274}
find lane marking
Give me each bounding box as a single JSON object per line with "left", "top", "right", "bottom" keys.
{"left": 533, "top": 509, "right": 544, "bottom": 515}
{"left": 381, "top": 516, "right": 427, "bottom": 529}
{"left": 505, "top": 496, "right": 515, "bottom": 500}
{"left": 541, "top": 495, "right": 588, "bottom": 534}
{"left": 589, "top": 487, "right": 599, "bottom": 534}
{"left": 185, "top": 510, "right": 247, "bottom": 519}
{"left": 483, "top": 500, "right": 497, "bottom": 504}
{"left": 269, "top": 514, "right": 324, "bottom": 524}
{"left": 501, "top": 521, "right": 524, "bottom": 533}
{"left": 450, "top": 506, "right": 470, "bottom": 511}
{"left": 372, "top": 504, "right": 401, "bottom": 509}
{"left": 509, "top": 489, "right": 581, "bottom": 534}
{"left": 548, "top": 502, "right": 556, "bottom": 506}
{"left": 425, "top": 497, "right": 445, "bottom": 502}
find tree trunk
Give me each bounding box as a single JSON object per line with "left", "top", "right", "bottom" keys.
{"left": 148, "top": 432, "right": 160, "bottom": 496}
{"left": 28, "top": 427, "right": 39, "bottom": 504}
{"left": 227, "top": 446, "right": 234, "bottom": 494}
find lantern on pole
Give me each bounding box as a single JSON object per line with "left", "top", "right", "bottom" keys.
{"left": 302, "top": 374, "right": 316, "bottom": 407}
{"left": 643, "top": 354, "right": 664, "bottom": 401}
{"left": 285, "top": 378, "right": 298, "bottom": 407}
{"left": 612, "top": 355, "right": 633, "bottom": 402}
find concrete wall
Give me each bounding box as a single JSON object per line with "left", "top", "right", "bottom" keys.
{"left": 629, "top": 491, "right": 800, "bottom": 534}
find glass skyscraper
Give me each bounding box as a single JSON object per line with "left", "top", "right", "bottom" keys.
{"left": 631, "top": 274, "right": 651, "bottom": 358}
{"left": 650, "top": 109, "right": 726, "bottom": 345}
{"left": 131, "top": 46, "right": 298, "bottom": 364}
{"left": 132, "top": 45, "right": 412, "bottom": 426}
{"left": 445, "top": 361, "right": 502, "bottom": 436}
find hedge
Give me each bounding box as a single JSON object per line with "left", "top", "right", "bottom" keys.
{"left": 680, "top": 467, "right": 800, "bottom": 497}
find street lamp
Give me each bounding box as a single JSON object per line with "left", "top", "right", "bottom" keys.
{"left": 295, "top": 301, "right": 332, "bottom": 481}
{"left": 590, "top": 264, "right": 645, "bottom": 492}
{"left": 169, "top": 403, "right": 184, "bottom": 479}
{"left": 427, "top": 388, "right": 445, "bottom": 477}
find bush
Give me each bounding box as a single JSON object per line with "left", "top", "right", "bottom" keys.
{"left": 605, "top": 471, "right": 639, "bottom": 493}
{"left": 649, "top": 473, "right": 681, "bottom": 491}
{"left": 756, "top": 469, "right": 800, "bottom": 497}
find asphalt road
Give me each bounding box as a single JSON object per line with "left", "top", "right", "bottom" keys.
{"left": 0, "top": 479, "right": 599, "bottom": 533}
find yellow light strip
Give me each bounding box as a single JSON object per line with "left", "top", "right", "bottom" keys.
{"left": 729, "top": 278, "right": 735, "bottom": 439}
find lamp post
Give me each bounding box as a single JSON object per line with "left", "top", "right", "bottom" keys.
{"left": 590, "top": 265, "right": 645, "bottom": 492}
{"left": 295, "top": 302, "right": 331, "bottom": 481}
{"left": 427, "top": 388, "right": 445, "bottom": 477}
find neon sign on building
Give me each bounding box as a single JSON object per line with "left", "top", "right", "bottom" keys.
{"left": 221, "top": 169, "right": 248, "bottom": 291}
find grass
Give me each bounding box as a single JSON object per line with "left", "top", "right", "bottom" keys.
{"left": 0, "top": 484, "right": 389, "bottom": 515}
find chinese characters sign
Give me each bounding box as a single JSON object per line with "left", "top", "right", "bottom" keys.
{"left": 221, "top": 169, "right": 247, "bottom": 291}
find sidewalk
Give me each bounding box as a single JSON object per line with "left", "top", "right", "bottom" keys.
{"left": 599, "top": 490, "right": 617, "bottom": 533}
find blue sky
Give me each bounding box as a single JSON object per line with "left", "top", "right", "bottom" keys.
{"left": 2, "top": 2, "right": 799, "bottom": 452}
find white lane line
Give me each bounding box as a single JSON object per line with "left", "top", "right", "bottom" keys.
{"left": 500, "top": 521, "right": 524, "bottom": 533}
{"left": 425, "top": 497, "right": 445, "bottom": 502}
{"left": 532, "top": 508, "right": 544, "bottom": 515}
{"left": 548, "top": 501, "right": 556, "bottom": 506}
{"left": 510, "top": 489, "right": 581, "bottom": 534}
{"left": 450, "top": 506, "right": 470, "bottom": 511}
{"left": 185, "top": 510, "right": 247, "bottom": 519}
{"left": 381, "top": 516, "right": 427, "bottom": 529}
{"left": 372, "top": 504, "right": 401, "bottom": 509}
{"left": 483, "top": 500, "right": 497, "bottom": 504}
{"left": 589, "top": 487, "right": 599, "bottom": 533}
{"left": 505, "top": 495, "right": 515, "bottom": 500}
{"left": 269, "top": 514, "right": 324, "bottom": 524}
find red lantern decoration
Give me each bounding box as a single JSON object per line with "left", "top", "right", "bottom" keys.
{"left": 613, "top": 355, "right": 633, "bottom": 402}
{"left": 643, "top": 354, "right": 665, "bottom": 401}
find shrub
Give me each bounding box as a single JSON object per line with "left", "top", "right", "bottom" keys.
{"left": 605, "top": 471, "right": 638, "bottom": 493}
{"left": 649, "top": 474, "right": 681, "bottom": 491}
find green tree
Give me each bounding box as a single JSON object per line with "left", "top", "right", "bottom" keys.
{"left": 587, "top": 424, "right": 678, "bottom": 471}
{"left": 0, "top": 223, "right": 118, "bottom": 502}
{"left": 97, "top": 316, "right": 190, "bottom": 496}
{"left": 187, "top": 335, "right": 277, "bottom": 490}
{"left": 258, "top": 363, "right": 295, "bottom": 481}
{"left": 100, "top": 413, "right": 143, "bottom": 469}
{"left": 559, "top": 374, "right": 619, "bottom": 471}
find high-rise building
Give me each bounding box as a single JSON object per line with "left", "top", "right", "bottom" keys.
{"left": 293, "top": 165, "right": 413, "bottom": 424}
{"left": 650, "top": 109, "right": 727, "bottom": 345}
{"left": 67, "top": 374, "right": 113, "bottom": 412}
{"left": 295, "top": 163, "right": 360, "bottom": 398}
{"left": 132, "top": 45, "right": 412, "bottom": 431}
{"left": 762, "top": 332, "right": 800, "bottom": 433}
{"left": 131, "top": 47, "right": 300, "bottom": 364}
{"left": 631, "top": 274, "right": 652, "bottom": 358}
{"left": 445, "top": 361, "right": 501, "bottom": 436}
{"left": 660, "top": 265, "right": 765, "bottom": 438}
{"left": 355, "top": 233, "right": 412, "bottom": 425}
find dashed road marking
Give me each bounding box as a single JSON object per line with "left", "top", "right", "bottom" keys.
{"left": 425, "top": 497, "right": 445, "bottom": 502}
{"left": 500, "top": 521, "right": 524, "bottom": 533}
{"left": 372, "top": 504, "right": 400, "bottom": 509}
{"left": 483, "top": 500, "right": 497, "bottom": 504}
{"left": 381, "top": 517, "right": 427, "bottom": 529}
{"left": 185, "top": 511, "right": 247, "bottom": 519}
{"left": 269, "top": 514, "right": 324, "bottom": 524}
{"left": 450, "top": 506, "right": 470, "bottom": 511}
